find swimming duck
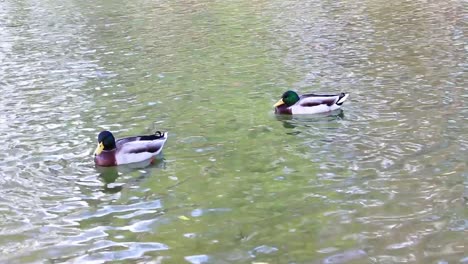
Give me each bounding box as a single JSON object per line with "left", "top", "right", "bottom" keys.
{"left": 94, "top": 130, "right": 168, "bottom": 167}
{"left": 274, "top": 90, "right": 349, "bottom": 115}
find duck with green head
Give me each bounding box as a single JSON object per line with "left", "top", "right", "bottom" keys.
{"left": 94, "top": 130, "right": 168, "bottom": 167}
{"left": 274, "top": 90, "right": 349, "bottom": 115}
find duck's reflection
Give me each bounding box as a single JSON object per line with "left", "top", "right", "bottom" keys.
{"left": 96, "top": 157, "right": 166, "bottom": 193}
{"left": 275, "top": 109, "right": 345, "bottom": 130}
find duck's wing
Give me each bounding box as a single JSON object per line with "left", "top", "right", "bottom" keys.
{"left": 119, "top": 132, "right": 168, "bottom": 154}
{"left": 299, "top": 93, "right": 348, "bottom": 107}
{"left": 116, "top": 132, "right": 168, "bottom": 164}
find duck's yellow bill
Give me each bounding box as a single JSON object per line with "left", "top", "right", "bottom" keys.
{"left": 94, "top": 142, "right": 104, "bottom": 155}
{"left": 273, "top": 99, "right": 285, "bottom": 107}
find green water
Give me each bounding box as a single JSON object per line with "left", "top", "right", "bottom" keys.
{"left": 0, "top": 0, "right": 466, "bottom": 263}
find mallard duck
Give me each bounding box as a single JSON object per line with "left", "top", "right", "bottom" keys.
{"left": 274, "top": 90, "right": 349, "bottom": 115}
{"left": 94, "top": 130, "right": 168, "bottom": 167}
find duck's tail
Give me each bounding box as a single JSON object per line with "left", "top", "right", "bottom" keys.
{"left": 154, "top": 131, "right": 168, "bottom": 140}
{"left": 138, "top": 131, "right": 168, "bottom": 141}
{"left": 336, "top": 93, "right": 349, "bottom": 106}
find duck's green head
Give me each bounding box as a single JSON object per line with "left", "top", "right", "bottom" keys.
{"left": 274, "top": 90, "right": 300, "bottom": 107}
{"left": 94, "top": 131, "right": 116, "bottom": 155}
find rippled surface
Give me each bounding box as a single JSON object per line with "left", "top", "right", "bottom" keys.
{"left": 0, "top": 0, "right": 466, "bottom": 263}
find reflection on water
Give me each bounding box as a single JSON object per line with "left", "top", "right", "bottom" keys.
{"left": 98, "top": 159, "right": 166, "bottom": 193}
{"left": 275, "top": 109, "right": 345, "bottom": 130}
{"left": 0, "top": 0, "right": 466, "bottom": 263}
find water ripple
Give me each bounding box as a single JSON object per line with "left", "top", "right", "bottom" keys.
{"left": 0, "top": 0, "right": 466, "bottom": 263}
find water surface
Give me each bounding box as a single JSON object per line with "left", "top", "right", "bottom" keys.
{"left": 0, "top": 0, "right": 466, "bottom": 263}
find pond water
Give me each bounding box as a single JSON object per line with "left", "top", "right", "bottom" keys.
{"left": 0, "top": 0, "right": 466, "bottom": 263}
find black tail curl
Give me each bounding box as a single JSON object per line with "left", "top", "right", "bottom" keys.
{"left": 154, "top": 131, "right": 164, "bottom": 138}
{"left": 336, "top": 93, "right": 347, "bottom": 106}
{"left": 138, "top": 131, "right": 165, "bottom": 141}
